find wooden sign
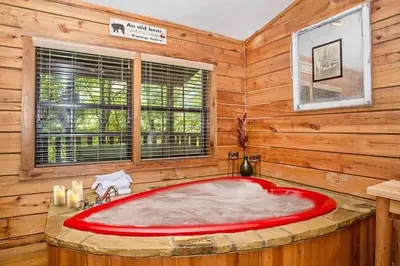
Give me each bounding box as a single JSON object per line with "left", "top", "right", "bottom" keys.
{"left": 109, "top": 18, "right": 167, "bottom": 45}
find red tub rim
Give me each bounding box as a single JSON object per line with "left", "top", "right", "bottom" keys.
{"left": 64, "top": 177, "right": 337, "bottom": 236}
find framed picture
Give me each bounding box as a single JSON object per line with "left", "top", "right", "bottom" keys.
{"left": 312, "top": 39, "right": 343, "bottom": 82}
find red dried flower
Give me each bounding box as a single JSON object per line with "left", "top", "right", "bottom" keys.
{"left": 236, "top": 113, "right": 248, "bottom": 155}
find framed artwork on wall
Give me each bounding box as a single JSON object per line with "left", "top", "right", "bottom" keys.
{"left": 291, "top": 2, "right": 372, "bottom": 111}
{"left": 312, "top": 39, "right": 343, "bottom": 82}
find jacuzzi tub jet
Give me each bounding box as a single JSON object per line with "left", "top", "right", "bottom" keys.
{"left": 64, "top": 177, "right": 336, "bottom": 236}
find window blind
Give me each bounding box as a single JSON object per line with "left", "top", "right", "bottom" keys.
{"left": 141, "top": 61, "right": 211, "bottom": 159}
{"left": 35, "top": 47, "right": 132, "bottom": 166}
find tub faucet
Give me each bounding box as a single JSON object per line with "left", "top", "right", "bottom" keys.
{"left": 95, "top": 185, "right": 119, "bottom": 204}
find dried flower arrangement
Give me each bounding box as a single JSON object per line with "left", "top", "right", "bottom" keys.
{"left": 236, "top": 113, "right": 248, "bottom": 156}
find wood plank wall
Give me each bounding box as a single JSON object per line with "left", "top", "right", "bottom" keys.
{"left": 245, "top": 0, "right": 400, "bottom": 200}
{"left": 1, "top": 0, "right": 399, "bottom": 264}
{"left": 0, "top": 0, "right": 245, "bottom": 264}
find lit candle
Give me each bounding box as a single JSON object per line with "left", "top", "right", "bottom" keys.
{"left": 67, "top": 190, "right": 80, "bottom": 209}
{"left": 53, "top": 185, "right": 66, "bottom": 206}
{"left": 72, "top": 180, "right": 84, "bottom": 201}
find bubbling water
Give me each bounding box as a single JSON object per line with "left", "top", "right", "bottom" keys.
{"left": 85, "top": 180, "right": 315, "bottom": 226}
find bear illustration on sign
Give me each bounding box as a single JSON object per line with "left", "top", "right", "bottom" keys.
{"left": 111, "top": 23, "right": 125, "bottom": 34}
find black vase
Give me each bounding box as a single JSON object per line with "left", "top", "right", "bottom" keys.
{"left": 240, "top": 155, "right": 253, "bottom": 177}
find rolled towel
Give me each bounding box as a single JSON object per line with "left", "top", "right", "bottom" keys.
{"left": 119, "top": 173, "right": 133, "bottom": 183}
{"left": 91, "top": 178, "right": 130, "bottom": 190}
{"left": 95, "top": 170, "right": 125, "bottom": 181}
{"left": 96, "top": 187, "right": 131, "bottom": 197}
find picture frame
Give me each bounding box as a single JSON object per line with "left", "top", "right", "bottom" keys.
{"left": 312, "top": 39, "right": 343, "bottom": 82}
{"left": 291, "top": 2, "right": 372, "bottom": 111}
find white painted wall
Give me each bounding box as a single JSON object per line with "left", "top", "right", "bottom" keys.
{"left": 83, "top": 0, "right": 293, "bottom": 40}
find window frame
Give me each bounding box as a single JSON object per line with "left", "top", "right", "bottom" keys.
{"left": 139, "top": 56, "right": 213, "bottom": 161}
{"left": 133, "top": 54, "right": 216, "bottom": 163}
{"left": 20, "top": 37, "right": 217, "bottom": 180}
{"left": 34, "top": 47, "right": 133, "bottom": 166}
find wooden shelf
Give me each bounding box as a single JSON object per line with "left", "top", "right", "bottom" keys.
{"left": 367, "top": 180, "right": 400, "bottom": 202}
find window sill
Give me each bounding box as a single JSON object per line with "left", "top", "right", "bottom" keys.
{"left": 19, "top": 156, "right": 218, "bottom": 180}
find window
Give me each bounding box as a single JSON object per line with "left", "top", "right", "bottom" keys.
{"left": 21, "top": 37, "right": 216, "bottom": 178}
{"left": 141, "top": 61, "right": 211, "bottom": 159}
{"left": 35, "top": 47, "right": 132, "bottom": 166}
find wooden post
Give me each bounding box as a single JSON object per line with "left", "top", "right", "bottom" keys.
{"left": 133, "top": 53, "right": 142, "bottom": 163}
{"left": 209, "top": 66, "right": 217, "bottom": 159}
{"left": 393, "top": 220, "right": 400, "bottom": 266}
{"left": 20, "top": 37, "right": 36, "bottom": 174}
{"left": 375, "top": 197, "right": 392, "bottom": 266}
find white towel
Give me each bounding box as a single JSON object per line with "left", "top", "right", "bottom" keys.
{"left": 122, "top": 173, "right": 133, "bottom": 183}
{"left": 92, "top": 170, "right": 133, "bottom": 198}
{"left": 92, "top": 171, "right": 132, "bottom": 189}
{"left": 95, "top": 171, "right": 133, "bottom": 183}
{"left": 95, "top": 170, "right": 126, "bottom": 181}
{"left": 91, "top": 177, "right": 131, "bottom": 191}
{"left": 96, "top": 187, "right": 131, "bottom": 197}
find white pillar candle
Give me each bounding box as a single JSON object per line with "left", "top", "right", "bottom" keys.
{"left": 67, "top": 190, "right": 80, "bottom": 209}
{"left": 53, "top": 185, "right": 66, "bottom": 206}
{"left": 72, "top": 180, "right": 84, "bottom": 201}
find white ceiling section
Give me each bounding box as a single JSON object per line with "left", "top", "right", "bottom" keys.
{"left": 84, "top": 0, "right": 294, "bottom": 40}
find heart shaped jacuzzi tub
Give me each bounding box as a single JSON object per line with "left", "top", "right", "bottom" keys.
{"left": 64, "top": 177, "right": 336, "bottom": 236}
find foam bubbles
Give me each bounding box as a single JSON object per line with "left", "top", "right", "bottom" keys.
{"left": 85, "top": 180, "right": 315, "bottom": 226}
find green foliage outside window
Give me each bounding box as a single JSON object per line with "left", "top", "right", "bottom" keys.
{"left": 36, "top": 74, "right": 130, "bottom": 164}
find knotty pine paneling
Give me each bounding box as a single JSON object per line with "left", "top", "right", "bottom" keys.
{"left": 246, "top": 36, "right": 291, "bottom": 66}
{"left": 7, "top": 214, "right": 47, "bottom": 238}
{"left": 0, "top": 25, "right": 22, "bottom": 48}
{"left": 217, "top": 90, "right": 245, "bottom": 105}
{"left": 246, "top": 52, "right": 290, "bottom": 79}
{"left": 0, "top": 68, "right": 21, "bottom": 90}
{"left": 0, "top": 0, "right": 245, "bottom": 263}
{"left": 0, "top": 219, "right": 7, "bottom": 240}
{"left": 247, "top": 110, "right": 400, "bottom": 134}
{"left": 0, "top": 112, "right": 20, "bottom": 132}
{"left": 217, "top": 119, "right": 237, "bottom": 133}
{"left": 248, "top": 146, "right": 400, "bottom": 180}
{"left": 371, "top": 0, "right": 400, "bottom": 23}
{"left": 257, "top": 161, "right": 380, "bottom": 199}
{"left": 1, "top": 0, "right": 398, "bottom": 265}
{"left": 217, "top": 104, "right": 246, "bottom": 118}
{"left": 0, "top": 242, "right": 47, "bottom": 266}
{"left": 0, "top": 234, "right": 45, "bottom": 251}
{"left": 245, "top": 0, "right": 400, "bottom": 201}
{"left": 1, "top": 5, "right": 242, "bottom": 65}
{"left": 247, "top": 86, "right": 400, "bottom": 117}
{"left": 248, "top": 131, "right": 400, "bottom": 158}
{"left": 245, "top": 0, "right": 362, "bottom": 51}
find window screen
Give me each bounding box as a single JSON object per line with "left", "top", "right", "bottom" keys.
{"left": 141, "top": 61, "right": 211, "bottom": 159}
{"left": 35, "top": 47, "right": 132, "bottom": 166}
